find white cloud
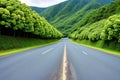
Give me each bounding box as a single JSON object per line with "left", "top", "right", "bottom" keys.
{"left": 19, "top": 0, "right": 67, "bottom": 8}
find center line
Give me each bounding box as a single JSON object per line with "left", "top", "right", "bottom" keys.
{"left": 62, "top": 44, "right": 67, "bottom": 80}
{"left": 42, "top": 48, "right": 54, "bottom": 54}
{"left": 82, "top": 51, "right": 88, "bottom": 55}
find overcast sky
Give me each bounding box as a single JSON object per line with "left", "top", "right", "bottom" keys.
{"left": 19, "top": 0, "right": 67, "bottom": 8}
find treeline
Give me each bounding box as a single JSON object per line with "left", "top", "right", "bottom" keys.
{"left": 70, "top": 0, "right": 120, "bottom": 40}
{"left": 40, "top": 0, "right": 113, "bottom": 36}
{"left": 73, "top": 0, "right": 120, "bottom": 30}
{"left": 0, "top": 0, "right": 63, "bottom": 39}
{"left": 70, "top": 14, "right": 120, "bottom": 42}
{"left": 70, "top": 0, "right": 120, "bottom": 51}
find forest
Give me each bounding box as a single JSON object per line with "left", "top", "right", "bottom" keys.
{"left": 40, "top": 0, "right": 114, "bottom": 36}
{"left": 0, "top": 0, "right": 63, "bottom": 51}
{"left": 37, "top": 0, "right": 120, "bottom": 51}
{"left": 1, "top": 0, "right": 120, "bottom": 52}
{"left": 0, "top": 0, "right": 63, "bottom": 39}
{"left": 69, "top": 0, "right": 120, "bottom": 51}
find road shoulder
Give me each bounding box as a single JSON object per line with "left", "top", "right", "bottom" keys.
{"left": 0, "top": 40, "right": 61, "bottom": 57}
{"left": 70, "top": 39, "right": 120, "bottom": 57}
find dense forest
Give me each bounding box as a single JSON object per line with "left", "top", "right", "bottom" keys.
{"left": 69, "top": 0, "right": 120, "bottom": 51}
{"left": 33, "top": 0, "right": 120, "bottom": 51}
{"left": 1, "top": 0, "right": 120, "bottom": 52}
{"left": 0, "top": 0, "right": 63, "bottom": 39}
{"left": 38, "top": 0, "right": 114, "bottom": 36}
{"left": 69, "top": 0, "right": 120, "bottom": 40}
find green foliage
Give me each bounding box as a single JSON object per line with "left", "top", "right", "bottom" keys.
{"left": 69, "top": 0, "right": 120, "bottom": 52}
{"left": 40, "top": 0, "right": 113, "bottom": 36}
{"left": 31, "top": 6, "right": 45, "bottom": 13}
{"left": 73, "top": 0, "right": 120, "bottom": 31}
{"left": 0, "top": 0, "right": 63, "bottom": 39}
{"left": 0, "top": 35, "right": 59, "bottom": 50}
{"left": 73, "top": 39, "right": 120, "bottom": 52}
{"left": 70, "top": 14, "right": 120, "bottom": 43}
{"left": 100, "top": 14, "right": 120, "bottom": 42}
{"left": 70, "top": 20, "right": 105, "bottom": 41}
{"left": 70, "top": 0, "right": 120, "bottom": 42}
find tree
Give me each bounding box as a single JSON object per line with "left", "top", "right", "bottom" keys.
{"left": 100, "top": 14, "right": 120, "bottom": 42}
{"left": 0, "top": 0, "right": 62, "bottom": 39}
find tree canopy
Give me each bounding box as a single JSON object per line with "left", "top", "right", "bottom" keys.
{"left": 0, "top": 0, "right": 63, "bottom": 39}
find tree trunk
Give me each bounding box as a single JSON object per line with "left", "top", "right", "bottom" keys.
{"left": 13, "top": 30, "right": 16, "bottom": 37}
{"left": 0, "top": 26, "right": 1, "bottom": 35}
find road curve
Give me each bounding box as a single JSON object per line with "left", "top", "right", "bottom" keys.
{"left": 0, "top": 38, "right": 120, "bottom": 80}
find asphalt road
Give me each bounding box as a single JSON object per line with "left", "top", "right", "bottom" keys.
{"left": 0, "top": 38, "right": 120, "bottom": 80}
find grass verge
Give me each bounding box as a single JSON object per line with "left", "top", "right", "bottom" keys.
{"left": 70, "top": 39, "right": 120, "bottom": 56}
{"left": 0, "top": 35, "right": 61, "bottom": 56}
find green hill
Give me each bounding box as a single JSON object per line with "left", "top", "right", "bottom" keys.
{"left": 40, "top": 0, "right": 113, "bottom": 36}
{"left": 31, "top": 6, "right": 45, "bottom": 13}
{"left": 70, "top": 0, "right": 120, "bottom": 51}
{"left": 70, "top": 0, "right": 120, "bottom": 40}
{"left": 34, "top": 0, "right": 120, "bottom": 51}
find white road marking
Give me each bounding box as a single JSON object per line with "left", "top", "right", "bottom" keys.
{"left": 62, "top": 44, "right": 67, "bottom": 80}
{"left": 82, "top": 51, "right": 88, "bottom": 55}
{"left": 41, "top": 48, "right": 54, "bottom": 54}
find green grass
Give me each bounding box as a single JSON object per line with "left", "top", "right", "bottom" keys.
{"left": 0, "top": 35, "right": 61, "bottom": 56}
{"left": 71, "top": 39, "right": 120, "bottom": 56}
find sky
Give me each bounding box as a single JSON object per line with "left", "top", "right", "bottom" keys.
{"left": 19, "top": 0, "right": 67, "bottom": 8}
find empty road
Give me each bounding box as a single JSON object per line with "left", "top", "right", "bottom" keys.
{"left": 0, "top": 38, "right": 120, "bottom": 80}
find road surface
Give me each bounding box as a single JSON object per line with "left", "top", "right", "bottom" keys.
{"left": 0, "top": 38, "right": 120, "bottom": 80}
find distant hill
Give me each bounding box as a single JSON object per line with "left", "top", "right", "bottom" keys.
{"left": 30, "top": 6, "right": 46, "bottom": 13}
{"left": 40, "top": 0, "right": 114, "bottom": 36}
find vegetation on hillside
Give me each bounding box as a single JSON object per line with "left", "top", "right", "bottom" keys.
{"left": 70, "top": 0, "right": 120, "bottom": 51}
{"left": 70, "top": 0, "right": 120, "bottom": 40}
{"left": 1, "top": 0, "right": 120, "bottom": 53}
{"left": 0, "top": 0, "right": 63, "bottom": 39}
{"left": 40, "top": 0, "right": 113, "bottom": 36}
{"left": 31, "top": 6, "right": 45, "bottom": 13}
{"left": 31, "top": 0, "right": 120, "bottom": 52}
{"left": 73, "top": 0, "right": 119, "bottom": 31}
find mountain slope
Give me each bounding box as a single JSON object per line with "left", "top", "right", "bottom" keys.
{"left": 53, "top": 1, "right": 101, "bottom": 35}
{"left": 40, "top": 0, "right": 113, "bottom": 36}
{"left": 70, "top": 0, "right": 120, "bottom": 39}
{"left": 70, "top": 0, "right": 120, "bottom": 51}
{"left": 31, "top": 6, "right": 45, "bottom": 13}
